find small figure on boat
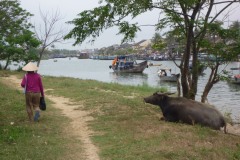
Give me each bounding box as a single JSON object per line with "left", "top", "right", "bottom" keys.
{"left": 112, "top": 56, "right": 118, "bottom": 67}
{"left": 159, "top": 70, "right": 167, "bottom": 76}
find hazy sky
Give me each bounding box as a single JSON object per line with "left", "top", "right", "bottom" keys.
{"left": 20, "top": 0, "right": 240, "bottom": 50}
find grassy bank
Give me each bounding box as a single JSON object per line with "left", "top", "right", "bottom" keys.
{"left": 1, "top": 70, "right": 240, "bottom": 160}
{"left": 0, "top": 71, "right": 84, "bottom": 160}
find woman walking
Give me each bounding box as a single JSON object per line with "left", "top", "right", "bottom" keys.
{"left": 21, "top": 62, "right": 44, "bottom": 122}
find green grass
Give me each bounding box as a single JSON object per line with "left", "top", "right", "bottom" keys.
{"left": 1, "top": 70, "right": 240, "bottom": 160}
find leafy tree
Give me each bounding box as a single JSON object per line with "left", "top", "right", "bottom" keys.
{"left": 151, "top": 33, "right": 166, "bottom": 52}
{"left": 163, "top": 30, "right": 185, "bottom": 58}
{"left": 199, "top": 21, "right": 240, "bottom": 102}
{"left": 65, "top": 0, "right": 240, "bottom": 101}
{"left": 0, "top": 0, "right": 40, "bottom": 69}
{"left": 229, "top": 20, "right": 240, "bottom": 30}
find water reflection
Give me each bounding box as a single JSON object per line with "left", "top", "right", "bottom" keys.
{"left": 157, "top": 81, "right": 178, "bottom": 92}
{"left": 109, "top": 72, "right": 148, "bottom": 86}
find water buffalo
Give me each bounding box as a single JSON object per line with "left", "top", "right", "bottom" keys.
{"left": 144, "top": 92, "right": 227, "bottom": 133}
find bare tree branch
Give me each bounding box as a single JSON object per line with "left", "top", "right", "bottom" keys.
{"left": 34, "top": 8, "right": 66, "bottom": 66}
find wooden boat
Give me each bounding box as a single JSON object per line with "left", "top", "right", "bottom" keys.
{"left": 158, "top": 68, "right": 180, "bottom": 82}
{"left": 109, "top": 55, "right": 148, "bottom": 73}
{"left": 228, "top": 67, "right": 240, "bottom": 84}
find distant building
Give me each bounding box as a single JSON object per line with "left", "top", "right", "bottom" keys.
{"left": 132, "top": 39, "right": 152, "bottom": 51}
{"left": 78, "top": 52, "right": 89, "bottom": 59}
{"left": 81, "top": 49, "right": 94, "bottom": 54}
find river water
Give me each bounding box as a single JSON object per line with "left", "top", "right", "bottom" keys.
{"left": 3, "top": 58, "right": 240, "bottom": 121}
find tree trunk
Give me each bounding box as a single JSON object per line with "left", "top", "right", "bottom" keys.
{"left": 179, "top": 1, "right": 209, "bottom": 100}
{"left": 4, "top": 57, "right": 10, "bottom": 70}
{"left": 37, "top": 53, "right": 42, "bottom": 67}
{"left": 37, "top": 47, "right": 45, "bottom": 67}
{"left": 201, "top": 64, "right": 219, "bottom": 103}
{"left": 201, "top": 82, "right": 213, "bottom": 103}
{"left": 177, "top": 74, "right": 181, "bottom": 97}
{"left": 189, "top": 40, "right": 199, "bottom": 100}
{"left": 181, "top": 24, "right": 194, "bottom": 98}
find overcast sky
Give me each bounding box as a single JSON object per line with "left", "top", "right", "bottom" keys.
{"left": 20, "top": 0, "right": 240, "bottom": 50}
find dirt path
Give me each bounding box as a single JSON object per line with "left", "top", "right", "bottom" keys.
{"left": 1, "top": 75, "right": 100, "bottom": 160}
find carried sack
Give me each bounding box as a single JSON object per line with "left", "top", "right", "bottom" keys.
{"left": 23, "top": 74, "right": 27, "bottom": 94}
{"left": 39, "top": 97, "right": 46, "bottom": 111}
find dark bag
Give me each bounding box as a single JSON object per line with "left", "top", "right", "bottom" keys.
{"left": 39, "top": 97, "right": 46, "bottom": 111}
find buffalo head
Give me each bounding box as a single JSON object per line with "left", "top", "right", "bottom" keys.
{"left": 144, "top": 92, "right": 174, "bottom": 105}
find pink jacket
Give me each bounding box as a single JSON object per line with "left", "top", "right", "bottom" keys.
{"left": 21, "top": 72, "right": 44, "bottom": 97}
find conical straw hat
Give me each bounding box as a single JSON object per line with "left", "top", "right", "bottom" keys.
{"left": 22, "top": 62, "right": 38, "bottom": 71}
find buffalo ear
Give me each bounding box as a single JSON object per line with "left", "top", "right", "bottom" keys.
{"left": 154, "top": 91, "right": 174, "bottom": 96}
{"left": 156, "top": 92, "right": 165, "bottom": 96}
{"left": 154, "top": 91, "right": 159, "bottom": 94}
{"left": 153, "top": 91, "right": 159, "bottom": 95}
{"left": 166, "top": 92, "right": 175, "bottom": 95}
{"left": 154, "top": 91, "right": 163, "bottom": 95}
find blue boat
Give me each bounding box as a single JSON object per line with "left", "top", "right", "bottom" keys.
{"left": 109, "top": 55, "right": 148, "bottom": 73}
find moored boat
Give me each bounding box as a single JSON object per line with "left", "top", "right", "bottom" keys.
{"left": 109, "top": 55, "right": 148, "bottom": 73}
{"left": 228, "top": 67, "right": 240, "bottom": 84}
{"left": 157, "top": 68, "right": 180, "bottom": 82}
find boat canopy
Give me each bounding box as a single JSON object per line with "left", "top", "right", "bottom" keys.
{"left": 117, "top": 56, "right": 126, "bottom": 60}
{"left": 117, "top": 55, "right": 137, "bottom": 61}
